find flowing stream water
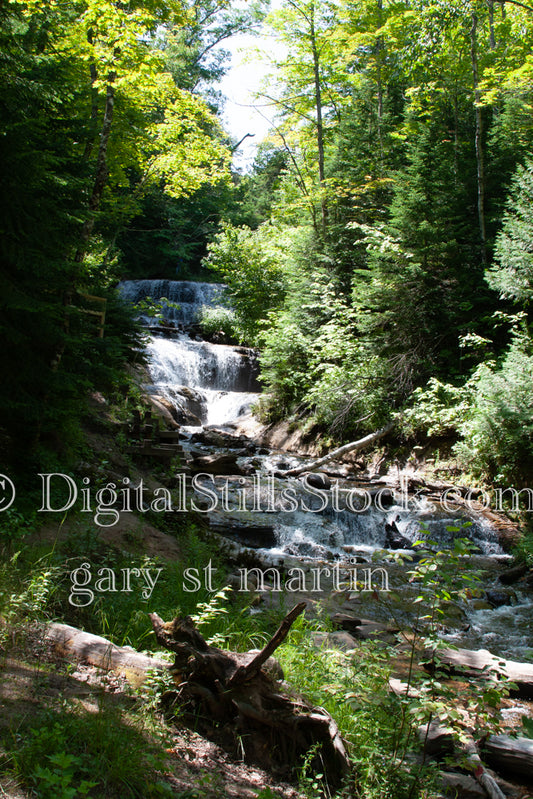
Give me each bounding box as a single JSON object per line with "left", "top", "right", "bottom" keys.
{"left": 119, "top": 279, "right": 533, "bottom": 661}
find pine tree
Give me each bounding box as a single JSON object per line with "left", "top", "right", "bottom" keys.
{"left": 486, "top": 158, "right": 533, "bottom": 306}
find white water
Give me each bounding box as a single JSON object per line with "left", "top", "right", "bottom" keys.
{"left": 118, "top": 279, "right": 226, "bottom": 327}
{"left": 146, "top": 335, "right": 260, "bottom": 427}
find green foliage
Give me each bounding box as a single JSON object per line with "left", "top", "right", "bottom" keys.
{"left": 197, "top": 305, "right": 239, "bottom": 343}
{"left": 487, "top": 157, "right": 533, "bottom": 305}
{"left": 278, "top": 613, "right": 432, "bottom": 799}
{"left": 455, "top": 335, "right": 533, "bottom": 483}
{"left": 204, "top": 223, "right": 287, "bottom": 343}
{"left": 4, "top": 705, "right": 173, "bottom": 798}
{"left": 0, "top": 0, "right": 231, "bottom": 471}
{"left": 402, "top": 377, "right": 474, "bottom": 438}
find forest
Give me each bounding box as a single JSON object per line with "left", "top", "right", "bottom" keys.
{"left": 1, "top": 0, "right": 533, "bottom": 797}
{"left": 2, "top": 0, "right": 533, "bottom": 487}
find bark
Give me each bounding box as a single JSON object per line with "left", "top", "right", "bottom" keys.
{"left": 279, "top": 421, "right": 395, "bottom": 477}
{"left": 471, "top": 10, "right": 488, "bottom": 264}
{"left": 423, "top": 646, "right": 533, "bottom": 698}
{"left": 483, "top": 734, "right": 533, "bottom": 779}
{"left": 44, "top": 622, "right": 168, "bottom": 683}
{"left": 149, "top": 605, "right": 350, "bottom": 787}
{"left": 75, "top": 79, "right": 115, "bottom": 264}
{"left": 459, "top": 736, "right": 506, "bottom": 799}
{"left": 310, "top": 10, "right": 327, "bottom": 229}
{"left": 82, "top": 29, "right": 99, "bottom": 162}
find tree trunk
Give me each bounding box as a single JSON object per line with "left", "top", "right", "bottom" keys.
{"left": 75, "top": 79, "right": 115, "bottom": 264}
{"left": 280, "top": 421, "right": 395, "bottom": 477}
{"left": 483, "top": 735, "right": 533, "bottom": 779}
{"left": 460, "top": 736, "right": 506, "bottom": 799}
{"left": 149, "top": 605, "right": 350, "bottom": 787}
{"left": 470, "top": 9, "right": 488, "bottom": 264}
{"left": 423, "top": 645, "right": 533, "bottom": 698}
{"left": 310, "top": 8, "right": 327, "bottom": 230}
{"left": 45, "top": 622, "right": 168, "bottom": 684}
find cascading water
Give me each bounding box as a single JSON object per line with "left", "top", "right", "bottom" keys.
{"left": 118, "top": 279, "right": 261, "bottom": 428}
{"left": 118, "top": 279, "right": 226, "bottom": 327}
{"left": 147, "top": 335, "right": 260, "bottom": 426}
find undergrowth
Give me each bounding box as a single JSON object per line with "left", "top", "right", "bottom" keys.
{"left": 0, "top": 702, "right": 174, "bottom": 798}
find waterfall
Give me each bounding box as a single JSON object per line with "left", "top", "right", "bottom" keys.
{"left": 118, "top": 279, "right": 226, "bottom": 327}
{"left": 118, "top": 279, "right": 260, "bottom": 427}
{"left": 146, "top": 334, "right": 260, "bottom": 427}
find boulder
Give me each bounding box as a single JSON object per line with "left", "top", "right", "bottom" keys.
{"left": 384, "top": 519, "right": 411, "bottom": 549}
{"left": 485, "top": 589, "right": 516, "bottom": 608}
{"left": 189, "top": 451, "right": 248, "bottom": 475}
{"left": 498, "top": 563, "right": 528, "bottom": 585}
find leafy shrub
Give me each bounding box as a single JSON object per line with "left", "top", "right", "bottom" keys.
{"left": 197, "top": 306, "right": 240, "bottom": 342}
{"left": 401, "top": 377, "right": 474, "bottom": 438}
{"left": 203, "top": 223, "right": 287, "bottom": 344}
{"left": 5, "top": 705, "right": 173, "bottom": 798}
{"left": 455, "top": 336, "right": 533, "bottom": 483}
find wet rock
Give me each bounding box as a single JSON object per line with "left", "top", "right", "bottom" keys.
{"left": 284, "top": 542, "right": 333, "bottom": 560}
{"left": 485, "top": 589, "right": 516, "bottom": 608}
{"left": 331, "top": 614, "right": 398, "bottom": 642}
{"left": 211, "top": 522, "right": 276, "bottom": 549}
{"left": 189, "top": 451, "right": 248, "bottom": 475}
{"left": 367, "top": 486, "right": 396, "bottom": 507}
{"left": 341, "top": 546, "right": 370, "bottom": 562}
{"left": 384, "top": 519, "right": 411, "bottom": 549}
{"left": 498, "top": 563, "right": 528, "bottom": 585}
{"left": 303, "top": 472, "right": 332, "bottom": 490}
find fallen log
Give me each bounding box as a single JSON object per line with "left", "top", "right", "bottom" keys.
{"left": 45, "top": 622, "right": 168, "bottom": 685}
{"left": 149, "top": 603, "right": 350, "bottom": 787}
{"left": 459, "top": 736, "right": 506, "bottom": 799}
{"left": 423, "top": 647, "right": 533, "bottom": 698}
{"left": 279, "top": 421, "right": 396, "bottom": 478}
{"left": 482, "top": 734, "right": 533, "bottom": 780}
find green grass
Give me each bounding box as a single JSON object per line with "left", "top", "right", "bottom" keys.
{"left": 1, "top": 703, "right": 174, "bottom": 799}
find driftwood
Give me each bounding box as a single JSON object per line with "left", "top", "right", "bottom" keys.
{"left": 459, "top": 736, "right": 506, "bottom": 799}
{"left": 419, "top": 721, "right": 533, "bottom": 792}
{"left": 483, "top": 734, "right": 533, "bottom": 779}
{"left": 149, "top": 603, "right": 349, "bottom": 787}
{"left": 279, "top": 422, "right": 396, "bottom": 477}
{"left": 423, "top": 647, "right": 533, "bottom": 698}
{"left": 44, "top": 622, "right": 168, "bottom": 684}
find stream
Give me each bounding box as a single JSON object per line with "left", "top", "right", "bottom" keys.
{"left": 119, "top": 279, "right": 533, "bottom": 662}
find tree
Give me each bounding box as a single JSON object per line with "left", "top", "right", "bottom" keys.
{"left": 0, "top": 0, "right": 232, "bottom": 466}
{"left": 486, "top": 158, "right": 533, "bottom": 306}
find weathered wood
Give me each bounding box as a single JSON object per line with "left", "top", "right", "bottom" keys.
{"left": 424, "top": 647, "right": 533, "bottom": 698}
{"left": 280, "top": 421, "right": 395, "bottom": 477}
{"left": 460, "top": 736, "right": 506, "bottom": 799}
{"left": 227, "top": 602, "right": 306, "bottom": 686}
{"left": 149, "top": 606, "right": 350, "bottom": 787}
{"left": 45, "top": 622, "right": 168, "bottom": 684}
{"left": 483, "top": 734, "right": 533, "bottom": 779}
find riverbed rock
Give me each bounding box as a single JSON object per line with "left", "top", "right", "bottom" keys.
{"left": 302, "top": 472, "right": 332, "bottom": 490}
{"left": 189, "top": 451, "right": 248, "bottom": 475}
{"left": 419, "top": 720, "right": 455, "bottom": 756}
{"left": 330, "top": 614, "right": 399, "bottom": 642}
{"left": 485, "top": 588, "right": 516, "bottom": 607}
{"left": 439, "top": 772, "right": 485, "bottom": 798}
{"left": 498, "top": 563, "right": 528, "bottom": 585}
{"left": 384, "top": 520, "right": 411, "bottom": 549}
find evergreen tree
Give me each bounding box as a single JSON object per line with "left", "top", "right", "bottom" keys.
{"left": 486, "top": 158, "right": 533, "bottom": 306}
